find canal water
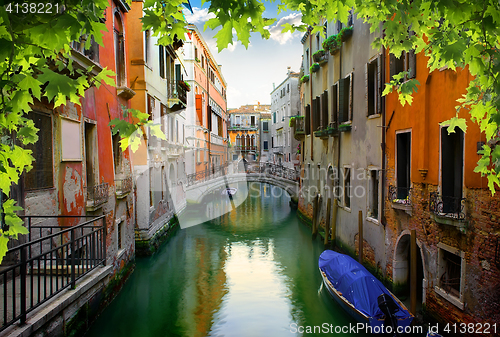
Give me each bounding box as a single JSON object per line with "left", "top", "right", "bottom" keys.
{"left": 86, "top": 183, "right": 369, "bottom": 337}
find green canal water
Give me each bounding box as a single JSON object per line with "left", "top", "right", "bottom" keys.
{"left": 86, "top": 183, "right": 369, "bottom": 337}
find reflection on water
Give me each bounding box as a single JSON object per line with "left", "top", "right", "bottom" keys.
{"left": 86, "top": 183, "right": 368, "bottom": 337}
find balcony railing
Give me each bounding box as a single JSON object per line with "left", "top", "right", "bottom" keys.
{"left": 272, "top": 146, "right": 284, "bottom": 154}
{"left": 236, "top": 145, "right": 257, "bottom": 152}
{"left": 115, "top": 176, "right": 133, "bottom": 198}
{"left": 293, "top": 116, "right": 305, "bottom": 140}
{"left": 0, "top": 215, "right": 106, "bottom": 332}
{"left": 167, "top": 80, "right": 188, "bottom": 112}
{"left": 389, "top": 185, "right": 412, "bottom": 205}
{"left": 429, "top": 192, "right": 466, "bottom": 220}
{"left": 86, "top": 182, "right": 109, "bottom": 210}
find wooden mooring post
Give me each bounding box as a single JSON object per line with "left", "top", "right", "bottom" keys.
{"left": 358, "top": 210, "right": 363, "bottom": 264}
{"left": 331, "top": 199, "right": 338, "bottom": 245}
{"left": 324, "top": 198, "right": 332, "bottom": 245}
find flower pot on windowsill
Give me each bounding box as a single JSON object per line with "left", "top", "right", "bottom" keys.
{"left": 338, "top": 124, "right": 352, "bottom": 132}
{"left": 310, "top": 63, "right": 320, "bottom": 73}
{"left": 340, "top": 27, "right": 353, "bottom": 42}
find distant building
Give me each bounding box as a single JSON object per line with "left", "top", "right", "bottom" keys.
{"left": 259, "top": 113, "right": 272, "bottom": 163}
{"left": 181, "top": 24, "right": 228, "bottom": 179}
{"left": 270, "top": 68, "right": 300, "bottom": 169}
{"left": 227, "top": 104, "right": 270, "bottom": 162}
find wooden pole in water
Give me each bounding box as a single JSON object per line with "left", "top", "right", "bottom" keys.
{"left": 312, "top": 194, "right": 319, "bottom": 236}
{"left": 358, "top": 210, "right": 363, "bottom": 264}
{"left": 324, "top": 198, "right": 332, "bottom": 245}
{"left": 331, "top": 199, "right": 338, "bottom": 244}
{"left": 410, "top": 229, "right": 417, "bottom": 315}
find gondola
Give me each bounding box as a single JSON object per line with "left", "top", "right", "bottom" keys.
{"left": 319, "top": 250, "right": 414, "bottom": 334}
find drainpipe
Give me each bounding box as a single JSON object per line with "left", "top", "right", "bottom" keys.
{"left": 381, "top": 32, "right": 387, "bottom": 227}
{"left": 309, "top": 29, "right": 314, "bottom": 162}
{"left": 336, "top": 28, "right": 342, "bottom": 201}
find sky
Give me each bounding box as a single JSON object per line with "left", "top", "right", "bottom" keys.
{"left": 184, "top": 1, "right": 304, "bottom": 109}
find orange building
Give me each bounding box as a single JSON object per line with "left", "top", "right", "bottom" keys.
{"left": 127, "top": 1, "right": 188, "bottom": 254}
{"left": 227, "top": 104, "right": 270, "bottom": 162}
{"left": 182, "top": 25, "right": 228, "bottom": 178}
{"left": 384, "top": 50, "right": 500, "bottom": 326}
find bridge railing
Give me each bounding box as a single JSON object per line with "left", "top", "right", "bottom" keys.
{"left": 187, "top": 163, "right": 229, "bottom": 187}
{"left": 186, "top": 162, "right": 299, "bottom": 188}
{"left": 246, "top": 163, "right": 299, "bottom": 182}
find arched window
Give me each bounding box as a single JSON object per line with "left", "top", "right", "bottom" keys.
{"left": 114, "top": 11, "right": 125, "bottom": 86}
{"left": 251, "top": 135, "right": 255, "bottom": 147}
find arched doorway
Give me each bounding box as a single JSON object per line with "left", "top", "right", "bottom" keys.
{"left": 393, "top": 232, "right": 425, "bottom": 311}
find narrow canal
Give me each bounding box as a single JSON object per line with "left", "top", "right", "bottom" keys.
{"left": 86, "top": 183, "right": 369, "bottom": 336}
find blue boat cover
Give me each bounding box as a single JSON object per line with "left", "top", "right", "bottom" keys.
{"left": 319, "top": 250, "right": 410, "bottom": 320}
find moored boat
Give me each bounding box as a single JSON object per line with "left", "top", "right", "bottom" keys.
{"left": 319, "top": 250, "right": 414, "bottom": 334}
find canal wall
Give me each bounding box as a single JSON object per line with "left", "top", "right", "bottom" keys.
{"left": 296, "top": 206, "right": 391, "bottom": 289}
{"left": 135, "top": 215, "right": 180, "bottom": 256}
{"left": 2, "top": 260, "right": 135, "bottom": 337}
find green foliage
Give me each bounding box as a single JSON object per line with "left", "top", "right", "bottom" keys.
{"left": 322, "top": 34, "right": 341, "bottom": 54}
{"left": 110, "top": 107, "right": 166, "bottom": 153}
{"left": 382, "top": 71, "right": 420, "bottom": 106}
{"left": 300, "top": 75, "right": 310, "bottom": 83}
{"left": 0, "top": 0, "right": 113, "bottom": 262}
{"left": 309, "top": 62, "right": 320, "bottom": 73}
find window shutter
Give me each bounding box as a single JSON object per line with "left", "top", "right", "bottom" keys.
{"left": 348, "top": 73, "right": 353, "bottom": 121}
{"left": 377, "top": 55, "right": 382, "bottom": 115}
{"left": 305, "top": 104, "right": 311, "bottom": 135}
{"left": 195, "top": 94, "right": 202, "bottom": 125}
{"left": 338, "top": 78, "right": 346, "bottom": 123}
{"left": 389, "top": 54, "right": 396, "bottom": 79}
{"left": 331, "top": 84, "right": 338, "bottom": 127}
{"left": 322, "top": 90, "right": 329, "bottom": 128}
{"left": 408, "top": 50, "right": 416, "bottom": 79}
{"left": 365, "top": 62, "right": 369, "bottom": 116}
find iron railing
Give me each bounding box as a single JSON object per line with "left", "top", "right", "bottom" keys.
{"left": 246, "top": 162, "right": 300, "bottom": 182}
{"left": 388, "top": 185, "right": 412, "bottom": 205}
{"left": 0, "top": 215, "right": 106, "bottom": 332}
{"left": 235, "top": 145, "right": 257, "bottom": 152}
{"left": 429, "top": 192, "right": 466, "bottom": 220}
{"left": 115, "top": 176, "right": 133, "bottom": 197}
{"left": 86, "top": 182, "right": 109, "bottom": 209}
{"left": 187, "top": 163, "right": 229, "bottom": 187}
{"left": 186, "top": 162, "right": 299, "bottom": 187}
{"left": 294, "top": 116, "right": 305, "bottom": 139}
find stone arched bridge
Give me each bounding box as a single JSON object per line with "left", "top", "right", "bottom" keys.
{"left": 185, "top": 162, "right": 300, "bottom": 204}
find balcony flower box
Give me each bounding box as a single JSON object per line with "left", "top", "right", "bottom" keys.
{"left": 338, "top": 124, "right": 352, "bottom": 132}
{"left": 339, "top": 27, "right": 353, "bottom": 42}
{"left": 310, "top": 63, "right": 320, "bottom": 73}
{"left": 323, "top": 35, "right": 341, "bottom": 55}
{"left": 313, "top": 49, "right": 328, "bottom": 64}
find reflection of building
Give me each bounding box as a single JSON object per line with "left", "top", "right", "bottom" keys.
{"left": 182, "top": 24, "right": 228, "bottom": 177}
{"left": 270, "top": 68, "right": 300, "bottom": 169}
{"left": 228, "top": 104, "right": 270, "bottom": 162}
{"left": 128, "top": 1, "right": 187, "bottom": 254}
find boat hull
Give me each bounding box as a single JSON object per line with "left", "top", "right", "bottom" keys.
{"left": 320, "top": 270, "right": 413, "bottom": 334}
